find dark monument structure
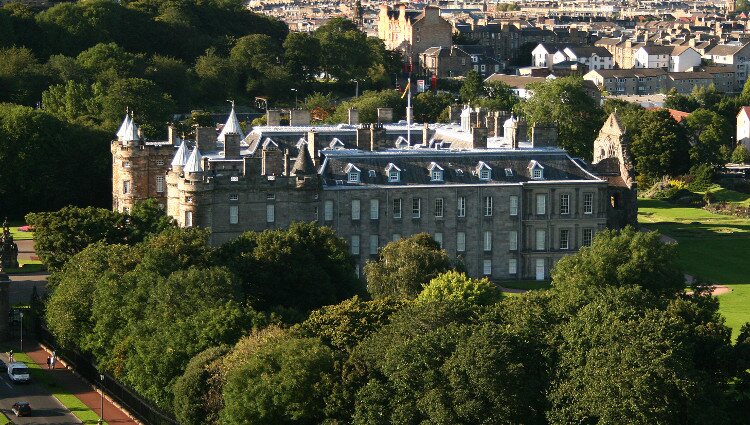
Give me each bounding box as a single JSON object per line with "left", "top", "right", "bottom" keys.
{"left": 0, "top": 218, "right": 18, "bottom": 340}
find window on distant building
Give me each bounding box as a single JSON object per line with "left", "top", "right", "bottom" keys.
{"left": 583, "top": 193, "right": 593, "bottom": 214}
{"left": 155, "top": 176, "right": 164, "bottom": 193}
{"left": 560, "top": 229, "right": 570, "bottom": 250}
{"left": 266, "top": 204, "right": 274, "bottom": 223}
{"left": 370, "top": 199, "right": 379, "bottom": 220}
{"left": 351, "top": 235, "right": 360, "bottom": 255}
{"left": 230, "top": 205, "right": 239, "bottom": 224}
{"left": 393, "top": 198, "right": 402, "bottom": 218}
{"left": 457, "top": 232, "right": 466, "bottom": 252}
{"left": 483, "top": 196, "right": 493, "bottom": 216}
{"left": 123, "top": 180, "right": 130, "bottom": 194}
{"left": 351, "top": 199, "right": 361, "bottom": 220}
{"left": 583, "top": 228, "right": 594, "bottom": 246}
{"left": 324, "top": 200, "right": 334, "bottom": 221}
{"left": 457, "top": 196, "right": 466, "bottom": 217}
{"left": 412, "top": 198, "right": 421, "bottom": 218}
{"left": 560, "top": 194, "right": 570, "bottom": 215}
{"left": 434, "top": 198, "right": 444, "bottom": 217}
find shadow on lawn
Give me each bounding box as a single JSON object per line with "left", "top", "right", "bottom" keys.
{"left": 647, "top": 221, "right": 750, "bottom": 238}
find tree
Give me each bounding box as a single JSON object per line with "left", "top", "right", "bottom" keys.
{"left": 416, "top": 271, "right": 503, "bottom": 306}
{"left": 283, "top": 32, "right": 321, "bottom": 83}
{"left": 664, "top": 88, "right": 699, "bottom": 112}
{"left": 519, "top": 76, "right": 603, "bottom": 159}
{"left": 0, "top": 46, "right": 49, "bottom": 105}
{"left": 413, "top": 90, "right": 453, "bottom": 123}
{"left": 685, "top": 108, "right": 730, "bottom": 167}
{"left": 549, "top": 286, "right": 734, "bottom": 425}
{"left": 459, "top": 70, "right": 483, "bottom": 103}
{"left": 26, "top": 206, "right": 126, "bottom": 270}
{"left": 127, "top": 199, "right": 176, "bottom": 242}
{"left": 732, "top": 145, "right": 750, "bottom": 164}
{"left": 314, "top": 18, "right": 372, "bottom": 82}
{"left": 330, "top": 90, "right": 405, "bottom": 124}
{"left": 478, "top": 80, "right": 518, "bottom": 111}
{"left": 221, "top": 337, "right": 337, "bottom": 424}
{"left": 630, "top": 108, "right": 690, "bottom": 181}
{"left": 364, "top": 233, "right": 454, "bottom": 299}
{"left": 550, "top": 227, "right": 685, "bottom": 313}
{"left": 99, "top": 77, "right": 175, "bottom": 137}
{"left": 216, "top": 222, "right": 363, "bottom": 313}
{"left": 173, "top": 346, "right": 229, "bottom": 425}
{"left": 292, "top": 296, "right": 405, "bottom": 351}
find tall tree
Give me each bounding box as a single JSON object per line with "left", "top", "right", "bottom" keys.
{"left": 519, "top": 76, "right": 603, "bottom": 159}
{"left": 630, "top": 108, "right": 690, "bottom": 181}
{"left": 460, "top": 69, "right": 484, "bottom": 103}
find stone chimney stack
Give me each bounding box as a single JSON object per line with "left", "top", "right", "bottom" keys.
{"left": 307, "top": 131, "right": 321, "bottom": 165}
{"left": 377, "top": 108, "right": 393, "bottom": 124}
{"left": 261, "top": 146, "right": 283, "bottom": 176}
{"left": 224, "top": 132, "right": 241, "bottom": 159}
{"left": 531, "top": 123, "right": 558, "bottom": 148}
{"left": 283, "top": 149, "right": 291, "bottom": 175}
{"left": 348, "top": 108, "right": 359, "bottom": 125}
{"left": 266, "top": 109, "right": 282, "bottom": 126}
{"left": 471, "top": 124, "right": 488, "bottom": 149}
{"left": 370, "top": 123, "right": 388, "bottom": 151}
{"left": 195, "top": 126, "right": 215, "bottom": 152}
{"left": 356, "top": 124, "right": 371, "bottom": 150}
{"left": 289, "top": 109, "right": 311, "bottom": 126}
{"left": 168, "top": 124, "right": 178, "bottom": 145}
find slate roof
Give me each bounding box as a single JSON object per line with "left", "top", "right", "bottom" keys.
{"left": 320, "top": 149, "right": 601, "bottom": 188}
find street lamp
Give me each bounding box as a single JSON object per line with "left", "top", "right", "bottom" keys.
{"left": 19, "top": 311, "right": 23, "bottom": 352}
{"left": 291, "top": 88, "right": 298, "bottom": 107}
{"left": 98, "top": 373, "right": 105, "bottom": 425}
{"left": 354, "top": 80, "right": 360, "bottom": 98}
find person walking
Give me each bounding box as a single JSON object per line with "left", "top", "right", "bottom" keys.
{"left": 50, "top": 354, "right": 56, "bottom": 369}
{"left": 46, "top": 356, "right": 51, "bottom": 369}
{"left": 9, "top": 349, "right": 13, "bottom": 363}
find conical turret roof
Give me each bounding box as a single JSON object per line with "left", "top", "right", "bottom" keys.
{"left": 116, "top": 113, "right": 132, "bottom": 140}
{"left": 122, "top": 116, "right": 140, "bottom": 142}
{"left": 171, "top": 141, "right": 190, "bottom": 167}
{"left": 184, "top": 147, "right": 203, "bottom": 173}
{"left": 292, "top": 144, "right": 316, "bottom": 175}
{"left": 218, "top": 102, "right": 244, "bottom": 142}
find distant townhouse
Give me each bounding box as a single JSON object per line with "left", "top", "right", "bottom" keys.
{"left": 737, "top": 106, "right": 750, "bottom": 150}
{"left": 531, "top": 43, "right": 565, "bottom": 68}
{"left": 457, "top": 45, "right": 505, "bottom": 77}
{"left": 485, "top": 73, "right": 601, "bottom": 102}
{"left": 670, "top": 46, "right": 703, "bottom": 72}
{"left": 584, "top": 68, "right": 668, "bottom": 95}
{"left": 553, "top": 46, "right": 613, "bottom": 70}
{"left": 595, "top": 38, "right": 645, "bottom": 69}
{"left": 377, "top": 4, "right": 452, "bottom": 62}
{"left": 705, "top": 43, "right": 750, "bottom": 89}
{"left": 634, "top": 45, "right": 672, "bottom": 68}
{"left": 667, "top": 72, "right": 714, "bottom": 94}
{"left": 699, "top": 66, "right": 737, "bottom": 92}
{"left": 419, "top": 46, "right": 472, "bottom": 78}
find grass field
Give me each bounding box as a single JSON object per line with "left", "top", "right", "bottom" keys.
{"left": 11, "top": 352, "right": 108, "bottom": 425}
{"left": 639, "top": 198, "right": 750, "bottom": 338}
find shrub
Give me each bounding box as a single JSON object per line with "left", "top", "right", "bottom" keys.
{"left": 731, "top": 145, "right": 750, "bottom": 164}
{"left": 686, "top": 164, "right": 714, "bottom": 191}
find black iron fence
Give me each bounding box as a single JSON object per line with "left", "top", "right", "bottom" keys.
{"left": 36, "top": 325, "right": 179, "bottom": 425}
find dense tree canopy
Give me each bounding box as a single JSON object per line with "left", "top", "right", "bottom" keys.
{"left": 630, "top": 108, "right": 691, "bottom": 182}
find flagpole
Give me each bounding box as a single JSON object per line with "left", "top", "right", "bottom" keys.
{"left": 407, "top": 61, "right": 412, "bottom": 146}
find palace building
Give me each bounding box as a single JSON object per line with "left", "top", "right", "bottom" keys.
{"left": 111, "top": 106, "right": 636, "bottom": 281}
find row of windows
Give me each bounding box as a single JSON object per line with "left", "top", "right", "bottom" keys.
{"left": 329, "top": 193, "right": 594, "bottom": 221}
{"left": 349, "top": 228, "right": 595, "bottom": 256}
{"left": 121, "top": 177, "right": 165, "bottom": 194}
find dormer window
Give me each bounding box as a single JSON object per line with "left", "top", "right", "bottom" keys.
{"left": 529, "top": 160, "right": 545, "bottom": 180}
{"left": 330, "top": 138, "right": 345, "bottom": 149}
{"left": 505, "top": 168, "right": 513, "bottom": 177}
{"left": 428, "top": 162, "right": 444, "bottom": 181}
{"left": 395, "top": 136, "right": 409, "bottom": 149}
{"left": 368, "top": 170, "right": 376, "bottom": 178}
{"left": 385, "top": 163, "right": 401, "bottom": 182}
{"left": 477, "top": 161, "right": 492, "bottom": 180}
{"left": 345, "top": 163, "right": 361, "bottom": 183}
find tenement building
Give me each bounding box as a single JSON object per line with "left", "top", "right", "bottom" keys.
{"left": 112, "top": 106, "right": 636, "bottom": 281}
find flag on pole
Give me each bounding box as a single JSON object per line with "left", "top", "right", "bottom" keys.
{"left": 401, "top": 80, "right": 411, "bottom": 99}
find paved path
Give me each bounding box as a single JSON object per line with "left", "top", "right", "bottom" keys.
{"left": 0, "top": 351, "right": 81, "bottom": 425}
{"left": 9, "top": 272, "right": 49, "bottom": 305}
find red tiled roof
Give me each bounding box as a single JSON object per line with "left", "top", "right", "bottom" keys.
{"left": 646, "top": 107, "right": 690, "bottom": 123}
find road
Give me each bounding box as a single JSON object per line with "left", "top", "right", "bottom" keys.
{"left": 0, "top": 357, "right": 81, "bottom": 424}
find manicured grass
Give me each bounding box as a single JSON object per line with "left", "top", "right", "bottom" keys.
{"left": 8, "top": 226, "right": 33, "bottom": 241}
{"left": 0, "top": 411, "right": 10, "bottom": 425}
{"left": 5, "top": 259, "right": 45, "bottom": 274}
{"left": 11, "top": 352, "right": 108, "bottom": 425}
{"left": 639, "top": 198, "right": 750, "bottom": 338}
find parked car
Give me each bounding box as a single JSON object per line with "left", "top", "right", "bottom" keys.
{"left": 7, "top": 362, "right": 30, "bottom": 383}
{"left": 12, "top": 401, "right": 31, "bottom": 416}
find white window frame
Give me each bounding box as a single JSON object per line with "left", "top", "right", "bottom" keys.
{"left": 434, "top": 232, "right": 443, "bottom": 248}
{"left": 370, "top": 199, "right": 379, "bottom": 220}
{"left": 123, "top": 180, "right": 131, "bottom": 194}
{"left": 536, "top": 194, "right": 546, "bottom": 215}
{"left": 483, "top": 196, "right": 493, "bottom": 217}
{"left": 510, "top": 195, "right": 518, "bottom": 216}
{"left": 351, "top": 199, "right": 361, "bottom": 220}
{"left": 509, "top": 230, "right": 518, "bottom": 251}
{"left": 393, "top": 198, "right": 402, "bottom": 219}
{"left": 457, "top": 232, "right": 466, "bottom": 252}
{"left": 583, "top": 228, "right": 594, "bottom": 246}
{"left": 351, "top": 235, "right": 360, "bottom": 255}
{"left": 348, "top": 171, "right": 360, "bottom": 183}
{"left": 535, "top": 229, "right": 546, "bottom": 251}
{"left": 324, "top": 200, "right": 334, "bottom": 221}
{"left": 560, "top": 193, "right": 570, "bottom": 215}
{"left": 583, "top": 193, "right": 593, "bottom": 214}
{"left": 483, "top": 259, "right": 492, "bottom": 275}
{"left": 230, "top": 205, "right": 239, "bottom": 224}
{"left": 229, "top": 194, "right": 239, "bottom": 201}
{"left": 155, "top": 176, "right": 165, "bottom": 193}
{"left": 508, "top": 258, "right": 517, "bottom": 274}
{"left": 184, "top": 211, "right": 193, "bottom": 227}
{"left": 560, "top": 229, "right": 570, "bottom": 250}
{"left": 412, "top": 198, "right": 421, "bottom": 219}
{"left": 386, "top": 163, "right": 401, "bottom": 182}
{"left": 457, "top": 196, "right": 466, "bottom": 217}
{"left": 434, "top": 198, "right": 444, "bottom": 218}
{"left": 484, "top": 231, "right": 492, "bottom": 251}
{"left": 266, "top": 204, "right": 275, "bottom": 223}
{"left": 369, "top": 235, "right": 379, "bottom": 255}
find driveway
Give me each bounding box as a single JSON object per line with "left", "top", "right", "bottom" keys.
{"left": 0, "top": 355, "right": 80, "bottom": 424}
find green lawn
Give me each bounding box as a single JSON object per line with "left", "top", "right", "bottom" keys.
{"left": 0, "top": 411, "right": 10, "bottom": 425}
{"left": 8, "top": 225, "right": 33, "bottom": 241}
{"left": 639, "top": 198, "right": 750, "bottom": 338}
{"left": 11, "top": 352, "right": 108, "bottom": 425}
{"left": 706, "top": 184, "right": 750, "bottom": 206}
{"left": 4, "top": 259, "right": 44, "bottom": 274}
{"left": 499, "top": 279, "right": 552, "bottom": 291}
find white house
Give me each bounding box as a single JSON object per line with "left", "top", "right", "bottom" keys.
{"left": 737, "top": 106, "right": 750, "bottom": 150}
{"left": 531, "top": 43, "right": 562, "bottom": 68}
{"left": 670, "top": 46, "right": 702, "bottom": 72}
{"left": 553, "top": 46, "right": 613, "bottom": 70}
{"left": 706, "top": 43, "right": 750, "bottom": 88}
{"left": 634, "top": 45, "right": 672, "bottom": 69}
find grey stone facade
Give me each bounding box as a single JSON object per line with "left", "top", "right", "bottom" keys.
{"left": 112, "top": 109, "right": 636, "bottom": 282}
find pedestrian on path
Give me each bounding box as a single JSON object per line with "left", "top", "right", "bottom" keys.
{"left": 47, "top": 356, "right": 51, "bottom": 369}
{"left": 50, "top": 354, "right": 56, "bottom": 369}
{"left": 9, "top": 349, "right": 13, "bottom": 362}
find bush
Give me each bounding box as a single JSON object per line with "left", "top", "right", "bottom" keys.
{"left": 670, "top": 189, "right": 705, "bottom": 207}
{"left": 686, "top": 164, "right": 714, "bottom": 191}
{"left": 731, "top": 145, "right": 750, "bottom": 164}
